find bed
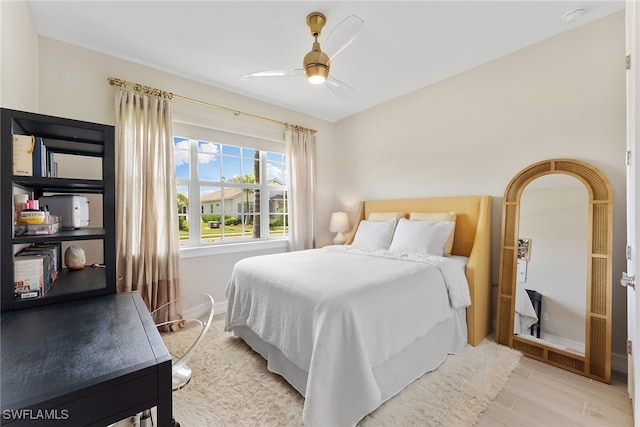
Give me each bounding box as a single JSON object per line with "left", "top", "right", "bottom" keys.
{"left": 225, "top": 195, "right": 492, "bottom": 426}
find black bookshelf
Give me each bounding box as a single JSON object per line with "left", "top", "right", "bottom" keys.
{"left": 1, "top": 108, "right": 116, "bottom": 311}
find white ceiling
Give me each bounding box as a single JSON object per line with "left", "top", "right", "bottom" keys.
{"left": 27, "top": 1, "right": 624, "bottom": 123}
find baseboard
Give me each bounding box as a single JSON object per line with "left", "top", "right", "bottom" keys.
{"left": 539, "top": 332, "right": 585, "bottom": 355}
{"left": 612, "top": 351, "right": 628, "bottom": 374}
{"left": 214, "top": 300, "right": 227, "bottom": 317}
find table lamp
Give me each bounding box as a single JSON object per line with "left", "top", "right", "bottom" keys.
{"left": 329, "top": 211, "right": 350, "bottom": 245}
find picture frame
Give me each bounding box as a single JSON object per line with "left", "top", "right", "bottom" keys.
{"left": 517, "top": 238, "right": 531, "bottom": 260}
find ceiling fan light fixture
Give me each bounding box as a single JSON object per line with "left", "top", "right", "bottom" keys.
{"left": 306, "top": 66, "right": 328, "bottom": 84}
{"left": 306, "top": 12, "right": 327, "bottom": 37}
{"left": 303, "top": 40, "right": 330, "bottom": 84}
{"left": 244, "top": 10, "right": 361, "bottom": 98}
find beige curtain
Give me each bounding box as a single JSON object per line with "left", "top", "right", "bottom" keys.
{"left": 626, "top": 0, "right": 640, "bottom": 411}
{"left": 285, "top": 127, "right": 316, "bottom": 251}
{"left": 114, "top": 86, "right": 180, "bottom": 312}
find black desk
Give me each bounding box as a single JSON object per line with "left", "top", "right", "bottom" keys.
{"left": 1, "top": 292, "right": 172, "bottom": 426}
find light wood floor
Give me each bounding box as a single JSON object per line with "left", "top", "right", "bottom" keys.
{"left": 476, "top": 356, "right": 633, "bottom": 426}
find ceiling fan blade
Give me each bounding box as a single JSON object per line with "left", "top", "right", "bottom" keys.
{"left": 242, "top": 69, "right": 304, "bottom": 79}
{"left": 323, "top": 15, "right": 364, "bottom": 61}
{"left": 325, "top": 76, "right": 358, "bottom": 101}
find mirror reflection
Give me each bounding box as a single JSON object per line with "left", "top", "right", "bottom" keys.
{"left": 513, "top": 174, "right": 588, "bottom": 356}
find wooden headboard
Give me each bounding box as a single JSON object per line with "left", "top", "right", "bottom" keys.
{"left": 344, "top": 195, "right": 492, "bottom": 346}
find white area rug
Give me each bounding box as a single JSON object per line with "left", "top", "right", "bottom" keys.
{"left": 164, "top": 318, "right": 521, "bottom": 426}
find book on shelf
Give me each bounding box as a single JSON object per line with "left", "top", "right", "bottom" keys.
{"left": 13, "top": 255, "right": 46, "bottom": 299}
{"left": 17, "top": 244, "right": 60, "bottom": 285}
{"left": 32, "top": 137, "right": 59, "bottom": 178}
{"left": 11, "top": 135, "right": 57, "bottom": 178}
{"left": 14, "top": 246, "right": 59, "bottom": 299}
{"left": 47, "top": 149, "right": 57, "bottom": 177}
{"left": 12, "top": 134, "right": 35, "bottom": 176}
{"left": 32, "top": 137, "right": 46, "bottom": 177}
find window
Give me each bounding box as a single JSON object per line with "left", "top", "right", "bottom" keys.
{"left": 175, "top": 136, "right": 288, "bottom": 247}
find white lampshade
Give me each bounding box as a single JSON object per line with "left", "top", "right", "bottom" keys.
{"left": 329, "top": 212, "right": 350, "bottom": 245}
{"left": 329, "top": 212, "right": 350, "bottom": 233}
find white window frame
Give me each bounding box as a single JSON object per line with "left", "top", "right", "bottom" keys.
{"left": 175, "top": 130, "right": 289, "bottom": 257}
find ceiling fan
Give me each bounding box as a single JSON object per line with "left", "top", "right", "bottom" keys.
{"left": 242, "top": 12, "right": 364, "bottom": 100}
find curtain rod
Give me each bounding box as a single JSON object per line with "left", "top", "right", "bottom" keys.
{"left": 106, "top": 77, "right": 316, "bottom": 134}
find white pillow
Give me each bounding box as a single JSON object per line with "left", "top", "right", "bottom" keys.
{"left": 389, "top": 218, "right": 455, "bottom": 256}
{"left": 351, "top": 219, "right": 396, "bottom": 250}
{"left": 410, "top": 211, "right": 456, "bottom": 256}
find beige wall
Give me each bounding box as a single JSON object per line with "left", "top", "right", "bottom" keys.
{"left": 1, "top": 2, "right": 629, "bottom": 363}
{"left": 0, "top": 0, "right": 38, "bottom": 111}
{"left": 333, "top": 11, "right": 627, "bottom": 358}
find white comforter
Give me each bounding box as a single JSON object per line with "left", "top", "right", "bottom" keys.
{"left": 225, "top": 246, "right": 471, "bottom": 426}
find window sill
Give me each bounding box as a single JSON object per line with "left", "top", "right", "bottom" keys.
{"left": 179, "top": 239, "right": 289, "bottom": 259}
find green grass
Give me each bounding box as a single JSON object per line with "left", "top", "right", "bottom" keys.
{"left": 179, "top": 222, "right": 286, "bottom": 243}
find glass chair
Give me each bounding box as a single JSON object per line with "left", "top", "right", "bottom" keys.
{"left": 140, "top": 292, "right": 215, "bottom": 427}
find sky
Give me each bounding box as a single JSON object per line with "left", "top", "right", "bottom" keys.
{"left": 174, "top": 137, "right": 287, "bottom": 201}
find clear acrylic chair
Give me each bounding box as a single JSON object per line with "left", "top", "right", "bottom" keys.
{"left": 140, "top": 293, "right": 215, "bottom": 427}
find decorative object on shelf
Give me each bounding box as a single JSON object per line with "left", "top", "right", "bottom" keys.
{"left": 329, "top": 211, "right": 350, "bottom": 245}
{"left": 19, "top": 209, "right": 45, "bottom": 225}
{"left": 14, "top": 218, "right": 60, "bottom": 236}
{"left": 13, "top": 194, "right": 28, "bottom": 225}
{"left": 64, "top": 246, "right": 86, "bottom": 270}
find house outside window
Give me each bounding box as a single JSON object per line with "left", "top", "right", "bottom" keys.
{"left": 175, "top": 136, "right": 288, "bottom": 247}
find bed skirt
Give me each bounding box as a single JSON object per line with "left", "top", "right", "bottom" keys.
{"left": 230, "top": 307, "right": 468, "bottom": 425}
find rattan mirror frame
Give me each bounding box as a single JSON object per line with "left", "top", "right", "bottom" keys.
{"left": 495, "top": 159, "right": 613, "bottom": 383}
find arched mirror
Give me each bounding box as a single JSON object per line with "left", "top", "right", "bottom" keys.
{"left": 495, "top": 159, "right": 613, "bottom": 383}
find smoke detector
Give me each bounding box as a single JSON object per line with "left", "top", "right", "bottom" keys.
{"left": 563, "top": 8, "right": 586, "bottom": 23}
